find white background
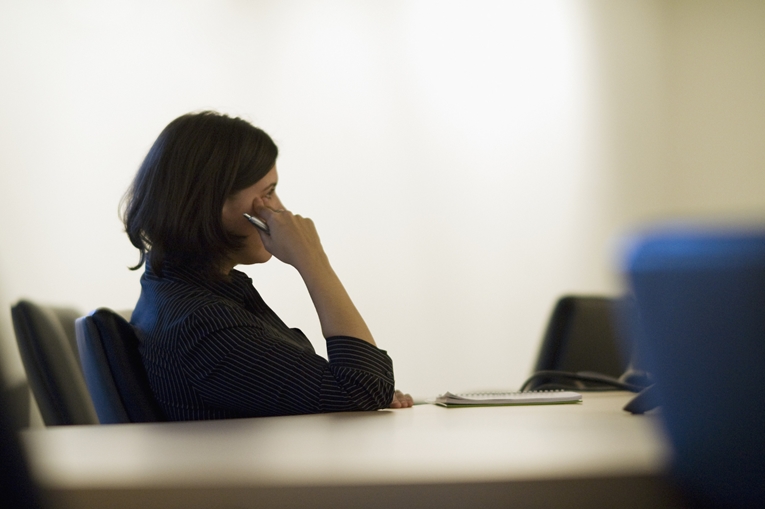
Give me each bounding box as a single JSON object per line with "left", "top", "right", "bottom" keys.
{"left": 1, "top": 0, "right": 764, "bottom": 407}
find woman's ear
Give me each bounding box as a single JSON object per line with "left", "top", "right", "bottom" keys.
{"left": 221, "top": 195, "right": 236, "bottom": 219}
{"left": 221, "top": 191, "right": 248, "bottom": 228}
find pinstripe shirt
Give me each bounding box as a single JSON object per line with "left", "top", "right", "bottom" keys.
{"left": 132, "top": 263, "right": 395, "bottom": 420}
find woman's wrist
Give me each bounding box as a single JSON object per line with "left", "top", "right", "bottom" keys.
{"left": 296, "top": 256, "right": 375, "bottom": 346}
{"left": 294, "top": 250, "right": 333, "bottom": 281}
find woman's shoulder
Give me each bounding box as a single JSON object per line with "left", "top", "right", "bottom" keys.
{"left": 143, "top": 263, "right": 249, "bottom": 305}
{"left": 136, "top": 265, "right": 262, "bottom": 340}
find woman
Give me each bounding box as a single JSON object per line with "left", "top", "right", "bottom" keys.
{"left": 123, "top": 111, "right": 412, "bottom": 420}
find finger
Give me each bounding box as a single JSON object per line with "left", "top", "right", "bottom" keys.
{"left": 392, "top": 390, "right": 413, "bottom": 408}
{"left": 392, "top": 390, "right": 413, "bottom": 409}
{"left": 254, "top": 204, "right": 274, "bottom": 221}
{"left": 255, "top": 204, "right": 291, "bottom": 220}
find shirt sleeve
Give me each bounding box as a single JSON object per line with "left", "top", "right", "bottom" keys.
{"left": 176, "top": 305, "right": 395, "bottom": 417}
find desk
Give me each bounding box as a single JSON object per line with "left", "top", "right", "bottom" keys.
{"left": 22, "top": 392, "right": 682, "bottom": 509}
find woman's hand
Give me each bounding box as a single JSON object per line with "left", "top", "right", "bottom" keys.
{"left": 389, "top": 390, "right": 414, "bottom": 409}
{"left": 254, "top": 201, "right": 376, "bottom": 345}
{"left": 254, "top": 204, "right": 328, "bottom": 273}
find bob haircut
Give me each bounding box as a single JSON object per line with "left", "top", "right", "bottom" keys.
{"left": 122, "top": 111, "right": 278, "bottom": 278}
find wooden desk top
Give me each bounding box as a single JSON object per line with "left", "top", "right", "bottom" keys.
{"left": 22, "top": 392, "right": 680, "bottom": 509}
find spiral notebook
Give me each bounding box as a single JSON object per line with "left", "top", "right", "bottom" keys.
{"left": 432, "top": 390, "right": 582, "bottom": 407}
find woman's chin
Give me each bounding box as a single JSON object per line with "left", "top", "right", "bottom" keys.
{"left": 246, "top": 251, "right": 273, "bottom": 265}
{"left": 230, "top": 246, "right": 272, "bottom": 268}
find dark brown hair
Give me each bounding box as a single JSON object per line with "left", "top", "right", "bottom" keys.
{"left": 122, "top": 111, "right": 278, "bottom": 278}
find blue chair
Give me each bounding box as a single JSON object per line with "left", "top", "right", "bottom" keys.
{"left": 626, "top": 226, "right": 765, "bottom": 508}
{"left": 75, "top": 308, "right": 165, "bottom": 424}
{"left": 11, "top": 300, "right": 98, "bottom": 425}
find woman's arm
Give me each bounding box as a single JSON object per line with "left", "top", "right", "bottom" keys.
{"left": 255, "top": 204, "right": 413, "bottom": 409}
{"left": 181, "top": 313, "right": 395, "bottom": 416}
{"left": 255, "top": 206, "right": 375, "bottom": 345}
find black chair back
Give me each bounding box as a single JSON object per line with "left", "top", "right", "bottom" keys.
{"left": 529, "top": 295, "right": 630, "bottom": 390}
{"left": 76, "top": 308, "right": 165, "bottom": 423}
{"left": 11, "top": 300, "right": 98, "bottom": 426}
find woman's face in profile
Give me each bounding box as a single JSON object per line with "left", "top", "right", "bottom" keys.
{"left": 221, "top": 166, "right": 283, "bottom": 268}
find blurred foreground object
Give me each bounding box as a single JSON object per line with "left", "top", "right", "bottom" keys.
{"left": 625, "top": 225, "right": 765, "bottom": 508}
{"left": 0, "top": 365, "right": 44, "bottom": 508}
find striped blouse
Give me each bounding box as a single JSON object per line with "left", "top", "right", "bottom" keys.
{"left": 131, "top": 263, "right": 395, "bottom": 420}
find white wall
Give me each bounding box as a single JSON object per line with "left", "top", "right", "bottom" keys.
{"left": 664, "top": 0, "right": 765, "bottom": 217}
{"left": 1, "top": 0, "right": 764, "bottom": 403}
{"left": 592, "top": 0, "right": 765, "bottom": 227}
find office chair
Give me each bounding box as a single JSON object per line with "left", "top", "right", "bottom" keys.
{"left": 76, "top": 308, "right": 166, "bottom": 424}
{"left": 526, "top": 295, "right": 631, "bottom": 391}
{"left": 11, "top": 299, "right": 99, "bottom": 426}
